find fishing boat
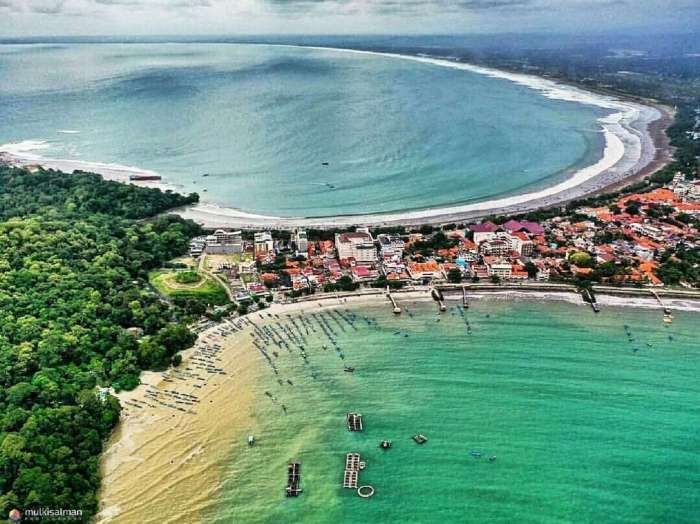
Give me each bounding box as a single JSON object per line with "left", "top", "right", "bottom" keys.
{"left": 413, "top": 434, "right": 428, "bottom": 444}
{"left": 379, "top": 440, "right": 392, "bottom": 449}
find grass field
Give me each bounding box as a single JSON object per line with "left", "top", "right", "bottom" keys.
{"left": 149, "top": 270, "right": 229, "bottom": 304}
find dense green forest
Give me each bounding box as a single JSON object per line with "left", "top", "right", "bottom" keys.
{"left": 0, "top": 167, "right": 201, "bottom": 521}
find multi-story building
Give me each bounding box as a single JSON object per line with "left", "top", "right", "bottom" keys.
{"left": 293, "top": 229, "right": 308, "bottom": 254}
{"left": 254, "top": 231, "right": 274, "bottom": 256}
{"left": 335, "top": 228, "right": 377, "bottom": 263}
{"left": 486, "top": 259, "right": 512, "bottom": 280}
{"left": 377, "top": 234, "right": 405, "bottom": 258}
{"left": 480, "top": 238, "right": 511, "bottom": 257}
{"left": 206, "top": 229, "right": 243, "bottom": 254}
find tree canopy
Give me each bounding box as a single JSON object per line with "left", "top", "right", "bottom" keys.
{"left": 0, "top": 166, "right": 200, "bottom": 520}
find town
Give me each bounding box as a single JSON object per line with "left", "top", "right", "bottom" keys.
{"left": 182, "top": 172, "right": 700, "bottom": 309}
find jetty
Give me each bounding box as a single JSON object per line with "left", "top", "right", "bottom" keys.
{"left": 286, "top": 463, "right": 302, "bottom": 497}
{"left": 387, "top": 287, "right": 401, "bottom": 314}
{"left": 462, "top": 286, "right": 469, "bottom": 309}
{"left": 347, "top": 412, "right": 364, "bottom": 432}
{"left": 581, "top": 288, "right": 600, "bottom": 313}
{"left": 650, "top": 289, "right": 674, "bottom": 322}
{"left": 431, "top": 288, "right": 447, "bottom": 312}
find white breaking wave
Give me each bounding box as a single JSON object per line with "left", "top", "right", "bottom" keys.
{"left": 0, "top": 139, "right": 177, "bottom": 189}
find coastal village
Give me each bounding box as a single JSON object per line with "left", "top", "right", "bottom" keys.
{"left": 182, "top": 172, "right": 700, "bottom": 309}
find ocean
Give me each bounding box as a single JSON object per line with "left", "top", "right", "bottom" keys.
{"left": 0, "top": 43, "right": 609, "bottom": 218}
{"left": 206, "top": 297, "right": 700, "bottom": 524}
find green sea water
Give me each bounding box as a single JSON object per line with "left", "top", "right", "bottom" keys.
{"left": 209, "top": 298, "right": 699, "bottom": 523}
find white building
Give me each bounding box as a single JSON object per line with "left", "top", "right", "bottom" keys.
{"left": 293, "top": 229, "right": 308, "bottom": 254}
{"left": 205, "top": 229, "right": 243, "bottom": 254}
{"left": 335, "top": 228, "right": 377, "bottom": 263}
{"left": 254, "top": 231, "right": 274, "bottom": 256}
{"left": 487, "top": 260, "right": 512, "bottom": 280}
{"left": 377, "top": 234, "right": 405, "bottom": 258}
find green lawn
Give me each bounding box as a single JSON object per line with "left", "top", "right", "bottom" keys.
{"left": 149, "top": 270, "right": 229, "bottom": 304}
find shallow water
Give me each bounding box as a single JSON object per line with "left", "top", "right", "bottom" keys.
{"left": 0, "top": 43, "right": 607, "bottom": 217}
{"left": 207, "top": 298, "right": 700, "bottom": 524}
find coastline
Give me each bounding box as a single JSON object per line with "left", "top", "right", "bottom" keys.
{"left": 96, "top": 285, "right": 700, "bottom": 522}
{"left": 1, "top": 45, "right": 673, "bottom": 229}
{"left": 174, "top": 46, "right": 672, "bottom": 228}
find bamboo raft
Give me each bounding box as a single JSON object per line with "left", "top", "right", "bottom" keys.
{"left": 343, "top": 453, "right": 361, "bottom": 489}
{"left": 347, "top": 412, "right": 364, "bottom": 432}
{"left": 286, "top": 463, "right": 302, "bottom": 497}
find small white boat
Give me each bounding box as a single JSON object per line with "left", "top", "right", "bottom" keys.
{"left": 247, "top": 435, "right": 255, "bottom": 446}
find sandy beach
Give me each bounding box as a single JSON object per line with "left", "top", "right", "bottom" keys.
{"left": 1, "top": 46, "right": 673, "bottom": 229}
{"left": 95, "top": 290, "right": 430, "bottom": 524}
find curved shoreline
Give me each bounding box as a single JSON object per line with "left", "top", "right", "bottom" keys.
{"left": 175, "top": 45, "right": 669, "bottom": 228}
{"left": 96, "top": 286, "right": 700, "bottom": 522}
{"left": 1, "top": 45, "right": 671, "bottom": 228}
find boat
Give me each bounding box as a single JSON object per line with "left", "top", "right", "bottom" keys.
{"left": 129, "top": 174, "right": 162, "bottom": 181}
{"left": 488, "top": 455, "right": 497, "bottom": 462}
{"left": 321, "top": 162, "right": 329, "bottom": 166}
{"left": 202, "top": 173, "right": 210, "bottom": 177}
{"left": 469, "top": 451, "right": 482, "bottom": 458}
{"left": 413, "top": 434, "right": 428, "bottom": 444}
{"left": 344, "top": 366, "right": 355, "bottom": 373}
{"left": 379, "top": 440, "right": 392, "bottom": 449}
{"left": 247, "top": 435, "right": 255, "bottom": 446}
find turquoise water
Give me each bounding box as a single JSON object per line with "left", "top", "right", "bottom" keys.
{"left": 212, "top": 298, "right": 699, "bottom": 523}
{"left": 0, "top": 44, "right": 607, "bottom": 217}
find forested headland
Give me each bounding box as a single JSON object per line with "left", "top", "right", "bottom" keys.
{"left": 0, "top": 166, "right": 201, "bottom": 521}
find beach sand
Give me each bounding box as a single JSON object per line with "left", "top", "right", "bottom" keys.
{"left": 96, "top": 323, "right": 261, "bottom": 524}
{"left": 95, "top": 290, "right": 431, "bottom": 524}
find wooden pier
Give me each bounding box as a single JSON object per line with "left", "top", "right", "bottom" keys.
{"left": 462, "top": 286, "right": 469, "bottom": 309}
{"left": 286, "top": 463, "right": 302, "bottom": 497}
{"left": 581, "top": 288, "right": 600, "bottom": 313}
{"left": 431, "top": 288, "right": 447, "bottom": 312}
{"left": 347, "top": 412, "right": 364, "bottom": 432}
{"left": 650, "top": 289, "right": 673, "bottom": 321}
{"left": 387, "top": 287, "right": 401, "bottom": 314}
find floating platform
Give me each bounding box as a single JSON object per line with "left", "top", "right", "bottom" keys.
{"left": 343, "top": 453, "right": 361, "bottom": 489}
{"left": 357, "top": 485, "right": 375, "bottom": 498}
{"left": 347, "top": 412, "right": 363, "bottom": 432}
{"left": 286, "top": 462, "right": 302, "bottom": 497}
{"left": 413, "top": 434, "right": 428, "bottom": 444}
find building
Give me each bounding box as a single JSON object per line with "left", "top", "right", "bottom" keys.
{"left": 205, "top": 229, "right": 243, "bottom": 254}
{"left": 335, "top": 228, "right": 377, "bottom": 263}
{"left": 510, "top": 231, "right": 534, "bottom": 256}
{"left": 293, "top": 229, "right": 309, "bottom": 254}
{"left": 486, "top": 259, "right": 512, "bottom": 280}
{"left": 470, "top": 222, "right": 499, "bottom": 244}
{"left": 254, "top": 231, "right": 274, "bottom": 256}
{"left": 480, "top": 238, "right": 511, "bottom": 257}
{"left": 407, "top": 260, "right": 442, "bottom": 282}
{"left": 377, "top": 234, "right": 405, "bottom": 258}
